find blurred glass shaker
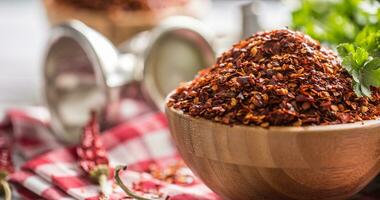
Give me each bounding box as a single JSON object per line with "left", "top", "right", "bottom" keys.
{"left": 241, "top": 0, "right": 293, "bottom": 38}
{"left": 241, "top": 1, "right": 260, "bottom": 39}
{"left": 43, "top": 17, "right": 215, "bottom": 143}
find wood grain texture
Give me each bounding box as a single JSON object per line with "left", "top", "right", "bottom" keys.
{"left": 166, "top": 106, "right": 380, "bottom": 200}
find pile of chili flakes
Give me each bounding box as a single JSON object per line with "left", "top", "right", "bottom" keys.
{"left": 168, "top": 29, "right": 380, "bottom": 127}
{"left": 56, "top": 0, "right": 188, "bottom": 11}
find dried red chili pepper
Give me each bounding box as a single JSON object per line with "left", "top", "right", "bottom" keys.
{"left": 77, "top": 112, "right": 111, "bottom": 199}
{"left": 0, "top": 134, "right": 14, "bottom": 200}
{"left": 115, "top": 165, "right": 154, "bottom": 200}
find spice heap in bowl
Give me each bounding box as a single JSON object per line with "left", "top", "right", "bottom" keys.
{"left": 168, "top": 29, "right": 380, "bottom": 127}
{"left": 166, "top": 29, "right": 380, "bottom": 200}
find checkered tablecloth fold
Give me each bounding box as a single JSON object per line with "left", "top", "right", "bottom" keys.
{"left": 3, "top": 99, "right": 218, "bottom": 200}
{"left": 4, "top": 99, "right": 380, "bottom": 200}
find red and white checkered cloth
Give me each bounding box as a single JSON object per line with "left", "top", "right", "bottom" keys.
{"left": 1, "top": 99, "right": 219, "bottom": 200}
{"left": 2, "top": 98, "right": 380, "bottom": 200}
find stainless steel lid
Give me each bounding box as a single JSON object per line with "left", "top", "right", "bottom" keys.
{"left": 43, "top": 17, "right": 215, "bottom": 143}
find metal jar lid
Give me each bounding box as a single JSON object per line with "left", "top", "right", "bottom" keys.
{"left": 43, "top": 17, "right": 215, "bottom": 143}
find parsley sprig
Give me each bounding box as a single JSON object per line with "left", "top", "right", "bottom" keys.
{"left": 292, "top": 0, "right": 380, "bottom": 97}
{"left": 291, "top": 0, "right": 378, "bottom": 46}
{"left": 337, "top": 25, "right": 380, "bottom": 97}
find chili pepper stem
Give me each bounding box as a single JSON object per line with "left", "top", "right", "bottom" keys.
{"left": 98, "top": 174, "right": 111, "bottom": 200}
{"left": 0, "top": 179, "right": 11, "bottom": 200}
{"left": 115, "top": 166, "right": 152, "bottom": 200}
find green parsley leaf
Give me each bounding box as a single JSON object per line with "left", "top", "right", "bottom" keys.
{"left": 365, "top": 57, "right": 380, "bottom": 70}
{"left": 293, "top": 0, "right": 380, "bottom": 97}
{"left": 363, "top": 68, "right": 380, "bottom": 88}
{"left": 338, "top": 27, "right": 380, "bottom": 97}
{"left": 353, "top": 47, "right": 369, "bottom": 67}
{"left": 354, "top": 25, "right": 380, "bottom": 56}
{"left": 337, "top": 43, "right": 355, "bottom": 57}
{"left": 292, "top": 0, "right": 379, "bottom": 45}
{"left": 362, "top": 58, "right": 380, "bottom": 88}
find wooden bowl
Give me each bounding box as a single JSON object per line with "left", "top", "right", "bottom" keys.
{"left": 166, "top": 105, "right": 380, "bottom": 200}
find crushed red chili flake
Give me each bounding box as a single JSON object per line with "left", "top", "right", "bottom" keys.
{"left": 168, "top": 29, "right": 380, "bottom": 126}
{"left": 147, "top": 161, "right": 194, "bottom": 186}
{"left": 132, "top": 181, "right": 163, "bottom": 198}
{"left": 55, "top": 0, "right": 189, "bottom": 11}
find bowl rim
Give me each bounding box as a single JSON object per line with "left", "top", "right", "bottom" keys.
{"left": 165, "top": 91, "right": 380, "bottom": 133}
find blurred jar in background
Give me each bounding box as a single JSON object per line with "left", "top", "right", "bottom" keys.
{"left": 43, "top": 0, "right": 209, "bottom": 44}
